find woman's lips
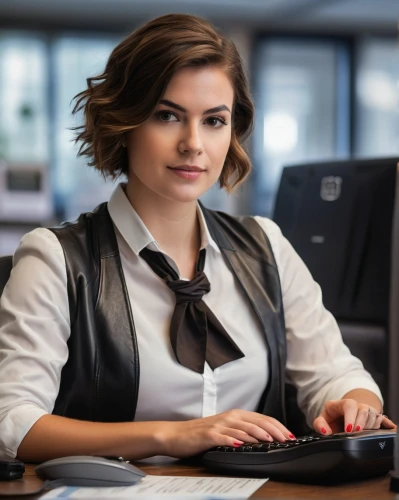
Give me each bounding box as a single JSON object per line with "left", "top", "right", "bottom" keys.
{"left": 167, "top": 166, "right": 205, "bottom": 180}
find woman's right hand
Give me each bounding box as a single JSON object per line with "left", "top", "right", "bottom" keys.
{"left": 157, "top": 409, "right": 296, "bottom": 458}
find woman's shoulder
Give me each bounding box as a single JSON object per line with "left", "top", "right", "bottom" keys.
{"left": 16, "top": 227, "right": 64, "bottom": 257}
{"left": 3, "top": 228, "right": 68, "bottom": 314}
{"left": 203, "top": 207, "right": 286, "bottom": 258}
{"left": 251, "top": 215, "right": 283, "bottom": 239}
{"left": 250, "top": 216, "right": 290, "bottom": 276}
{"left": 250, "top": 215, "right": 285, "bottom": 254}
{"left": 11, "top": 228, "right": 66, "bottom": 278}
{"left": 203, "top": 206, "right": 283, "bottom": 237}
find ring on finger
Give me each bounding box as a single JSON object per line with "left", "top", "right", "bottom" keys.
{"left": 365, "top": 407, "right": 377, "bottom": 428}
{"left": 373, "top": 412, "right": 384, "bottom": 429}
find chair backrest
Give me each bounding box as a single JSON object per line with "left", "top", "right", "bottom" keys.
{"left": 0, "top": 255, "right": 12, "bottom": 297}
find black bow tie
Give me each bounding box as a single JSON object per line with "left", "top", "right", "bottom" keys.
{"left": 139, "top": 247, "right": 244, "bottom": 373}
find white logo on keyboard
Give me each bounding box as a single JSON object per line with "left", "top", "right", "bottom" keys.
{"left": 379, "top": 441, "right": 386, "bottom": 449}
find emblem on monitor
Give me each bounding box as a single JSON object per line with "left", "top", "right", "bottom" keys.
{"left": 379, "top": 441, "right": 386, "bottom": 450}
{"left": 320, "top": 176, "right": 342, "bottom": 201}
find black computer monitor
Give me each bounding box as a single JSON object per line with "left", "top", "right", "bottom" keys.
{"left": 273, "top": 157, "right": 398, "bottom": 324}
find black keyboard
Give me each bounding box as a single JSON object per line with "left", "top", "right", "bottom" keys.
{"left": 202, "top": 429, "right": 396, "bottom": 483}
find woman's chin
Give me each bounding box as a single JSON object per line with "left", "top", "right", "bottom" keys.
{"left": 161, "top": 186, "right": 209, "bottom": 205}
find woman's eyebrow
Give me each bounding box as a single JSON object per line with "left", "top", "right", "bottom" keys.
{"left": 159, "top": 99, "right": 231, "bottom": 115}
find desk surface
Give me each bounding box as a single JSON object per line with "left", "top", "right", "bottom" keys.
{"left": 0, "top": 461, "right": 396, "bottom": 499}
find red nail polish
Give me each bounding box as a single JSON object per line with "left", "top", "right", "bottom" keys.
{"left": 288, "top": 433, "right": 296, "bottom": 439}
{"left": 346, "top": 424, "right": 353, "bottom": 433}
{"left": 355, "top": 425, "right": 361, "bottom": 431}
{"left": 233, "top": 441, "right": 243, "bottom": 447}
{"left": 321, "top": 428, "right": 327, "bottom": 434}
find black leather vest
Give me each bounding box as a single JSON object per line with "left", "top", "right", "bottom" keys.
{"left": 48, "top": 202, "right": 287, "bottom": 424}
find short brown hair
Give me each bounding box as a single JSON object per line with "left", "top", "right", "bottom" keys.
{"left": 73, "top": 13, "right": 254, "bottom": 191}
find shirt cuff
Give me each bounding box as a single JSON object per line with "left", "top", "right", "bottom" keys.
{"left": 0, "top": 404, "right": 48, "bottom": 459}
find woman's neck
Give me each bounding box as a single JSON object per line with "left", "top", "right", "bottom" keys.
{"left": 124, "top": 181, "right": 201, "bottom": 260}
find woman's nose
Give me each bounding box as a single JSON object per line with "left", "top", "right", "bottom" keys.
{"left": 178, "top": 124, "right": 203, "bottom": 155}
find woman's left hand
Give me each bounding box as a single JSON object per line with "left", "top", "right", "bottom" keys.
{"left": 313, "top": 399, "right": 396, "bottom": 435}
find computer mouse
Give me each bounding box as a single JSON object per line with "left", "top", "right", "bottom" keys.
{"left": 35, "top": 455, "right": 146, "bottom": 487}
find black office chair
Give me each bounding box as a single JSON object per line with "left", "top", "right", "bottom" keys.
{"left": 0, "top": 255, "right": 12, "bottom": 296}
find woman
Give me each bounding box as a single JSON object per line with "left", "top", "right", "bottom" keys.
{"left": 0, "top": 13, "right": 395, "bottom": 463}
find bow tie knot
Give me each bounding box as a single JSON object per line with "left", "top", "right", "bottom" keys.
{"left": 167, "top": 272, "right": 210, "bottom": 303}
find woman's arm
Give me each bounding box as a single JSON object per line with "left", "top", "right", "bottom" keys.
{"left": 254, "top": 217, "right": 384, "bottom": 428}
{"left": 0, "top": 229, "right": 71, "bottom": 460}
{"left": 17, "top": 415, "right": 163, "bottom": 462}
{"left": 18, "top": 409, "right": 296, "bottom": 462}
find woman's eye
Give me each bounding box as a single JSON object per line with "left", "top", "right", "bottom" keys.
{"left": 205, "top": 116, "right": 227, "bottom": 128}
{"left": 157, "top": 111, "right": 178, "bottom": 122}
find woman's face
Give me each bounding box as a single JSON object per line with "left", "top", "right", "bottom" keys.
{"left": 126, "top": 66, "right": 234, "bottom": 205}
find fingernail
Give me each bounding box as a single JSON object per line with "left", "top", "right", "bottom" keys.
{"left": 321, "top": 428, "right": 327, "bottom": 434}
{"left": 288, "top": 433, "right": 296, "bottom": 440}
{"left": 355, "top": 425, "right": 361, "bottom": 431}
{"left": 233, "top": 441, "right": 243, "bottom": 447}
{"left": 346, "top": 424, "right": 353, "bottom": 433}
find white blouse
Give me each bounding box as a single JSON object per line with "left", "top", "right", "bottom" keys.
{"left": 0, "top": 184, "right": 382, "bottom": 459}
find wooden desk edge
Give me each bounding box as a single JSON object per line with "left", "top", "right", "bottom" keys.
{"left": 0, "top": 462, "right": 394, "bottom": 499}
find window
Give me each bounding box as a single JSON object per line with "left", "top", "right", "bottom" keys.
{"left": 252, "top": 38, "right": 350, "bottom": 216}
{"left": 355, "top": 37, "right": 399, "bottom": 157}
{"left": 0, "top": 33, "right": 51, "bottom": 255}
{"left": 53, "top": 35, "right": 120, "bottom": 220}
{"left": 0, "top": 33, "right": 48, "bottom": 164}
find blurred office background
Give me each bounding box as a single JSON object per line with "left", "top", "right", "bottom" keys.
{"left": 0, "top": 0, "right": 399, "bottom": 255}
